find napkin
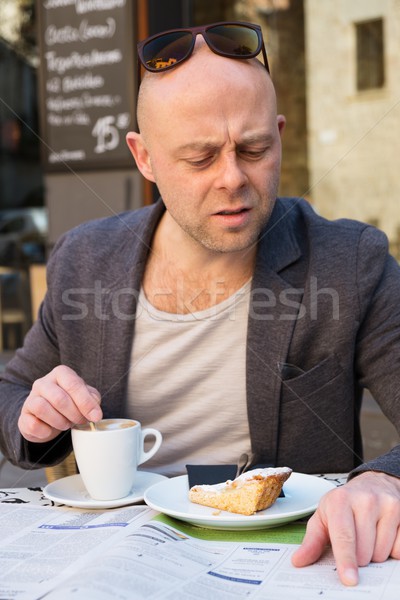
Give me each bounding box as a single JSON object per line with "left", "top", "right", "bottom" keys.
{"left": 186, "top": 464, "right": 237, "bottom": 488}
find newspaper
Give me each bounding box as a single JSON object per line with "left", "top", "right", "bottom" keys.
{"left": 0, "top": 503, "right": 154, "bottom": 599}
{"left": 0, "top": 503, "right": 400, "bottom": 600}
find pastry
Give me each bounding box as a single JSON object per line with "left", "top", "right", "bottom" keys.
{"left": 188, "top": 467, "right": 292, "bottom": 516}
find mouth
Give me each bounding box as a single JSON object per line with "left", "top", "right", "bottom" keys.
{"left": 215, "top": 207, "right": 250, "bottom": 216}
{"left": 212, "top": 206, "right": 252, "bottom": 229}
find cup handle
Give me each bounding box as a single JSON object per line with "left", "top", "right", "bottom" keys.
{"left": 139, "top": 428, "right": 163, "bottom": 465}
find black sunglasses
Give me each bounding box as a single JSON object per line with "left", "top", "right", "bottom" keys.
{"left": 137, "top": 21, "right": 269, "bottom": 86}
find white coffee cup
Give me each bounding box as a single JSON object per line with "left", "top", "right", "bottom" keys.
{"left": 71, "top": 419, "right": 162, "bottom": 500}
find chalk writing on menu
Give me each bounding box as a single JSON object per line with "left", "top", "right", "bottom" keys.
{"left": 39, "top": 0, "right": 135, "bottom": 170}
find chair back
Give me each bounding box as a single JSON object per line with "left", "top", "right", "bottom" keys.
{"left": 29, "top": 264, "right": 47, "bottom": 321}
{"left": 0, "top": 267, "right": 31, "bottom": 351}
{"left": 28, "top": 264, "right": 78, "bottom": 482}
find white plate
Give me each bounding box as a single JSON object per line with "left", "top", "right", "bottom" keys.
{"left": 144, "top": 472, "right": 336, "bottom": 530}
{"left": 43, "top": 471, "right": 167, "bottom": 509}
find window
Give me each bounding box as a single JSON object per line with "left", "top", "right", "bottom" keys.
{"left": 356, "top": 18, "right": 384, "bottom": 91}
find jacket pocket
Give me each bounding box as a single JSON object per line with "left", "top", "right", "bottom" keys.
{"left": 276, "top": 354, "right": 356, "bottom": 472}
{"left": 279, "top": 353, "right": 344, "bottom": 401}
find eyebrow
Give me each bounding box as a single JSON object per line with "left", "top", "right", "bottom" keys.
{"left": 175, "top": 141, "right": 220, "bottom": 155}
{"left": 239, "top": 133, "right": 275, "bottom": 146}
{"left": 176, "top": 133, "right": 275, "bottom": 155}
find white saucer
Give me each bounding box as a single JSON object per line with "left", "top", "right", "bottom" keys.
{"left": 43, "top": 471, "right": 167, "bottom": 509}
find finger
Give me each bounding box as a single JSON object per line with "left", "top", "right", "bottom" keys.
{"left": 372, "top": 519, "right": 398, "bottom": 563}
{"left": 390, "top": 527, "right": 400, "bottom": 560}
{"left": 18, "top": 408, "right": 61, "bottom": 443}
{"left": 50, "top": 366, "right": 102, "bottom": 422}
{"left": 87, "top": 385, "right": 102, "bottom": 404}
{"left": 55, "top": 368, "right": 102, "bottom": 421}
{"left": 291, "top": 511, "right": 330, "bottom": 567}
{"left": 372, "top": 499, "right": 400, "bottom": 562}
{"left": 18, "top": 397, "right": 69, "bottom": 443}
{"left": 352, "top": 499, "right": 377, "bottom": 566}
{"left": 351, "top": 479, "right": 400, "bottom": 565}
{"left": 326, "top": 501, "right": 359, "bottom": 586}
{"left": 30, "top": 380, "right": 86, "bottom": 426}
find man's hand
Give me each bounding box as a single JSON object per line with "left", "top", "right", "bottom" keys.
{"left": 291, "top": 471, "right": 400, "bottom": 586}
{"left": 18, "top": 365, "right": 102, "bottom": 443}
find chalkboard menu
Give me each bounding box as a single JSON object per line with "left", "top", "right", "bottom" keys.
{"left": 37, "top": 0, "right": 136, "bottom": 171}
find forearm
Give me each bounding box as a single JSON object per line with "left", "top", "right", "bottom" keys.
{"left": 0, "top": 380, "right": 30, "bottom": 465}
{"left": 0, "top": 304, "right": 63, "bottom": 467}
{"left": 348, "top": 445, "right": 400, "bottom": 481}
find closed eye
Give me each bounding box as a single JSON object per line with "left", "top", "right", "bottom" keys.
{"left": 186, "top": 155, "right": 216, "bottom": 169}
{"left": 238, "top": 147, "right": 269, "bottom": 160}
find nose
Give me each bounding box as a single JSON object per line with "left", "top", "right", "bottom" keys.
{"left": 215, "top": 152, "right": 248, "bottom": 193}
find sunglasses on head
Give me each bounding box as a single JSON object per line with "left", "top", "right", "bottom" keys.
{"left": 137, "top": 21, "right": 269, "bottom": 85}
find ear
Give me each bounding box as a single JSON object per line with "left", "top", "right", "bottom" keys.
{"left": 126, "top": 132, "right": 156, "bottom": 183}
{"left": 277, "top": 114, "right": 286, "bottom": 137}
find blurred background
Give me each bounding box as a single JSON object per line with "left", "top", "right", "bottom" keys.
{"left": 0, "top": 0, "right": 399, "bottom": 486}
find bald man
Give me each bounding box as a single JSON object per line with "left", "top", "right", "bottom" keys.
{"left": 2, "top": 29, "right": 400, "bottom": 587}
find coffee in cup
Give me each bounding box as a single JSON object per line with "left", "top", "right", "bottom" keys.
{"left": 71, "top": 418, "right": 162, "bottom": 501}
{"left": 77, "top": 419, "right": 135, "bottom": 431}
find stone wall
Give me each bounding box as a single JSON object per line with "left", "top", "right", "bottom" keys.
{"left": 305, "top": 0, "right": 400, "bottom": 258}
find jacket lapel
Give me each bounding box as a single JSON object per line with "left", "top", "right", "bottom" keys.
{"left": 96, "top": 201, "right": 165, "bottom": 415}
{"left": 246, "top": 200, "right": 304, "bottom": 465}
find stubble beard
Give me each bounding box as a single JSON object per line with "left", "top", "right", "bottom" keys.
{"left": 172, "top": 184, "right": 279, "bottom": 255}
{"left": 185, "top": 207, "right": 273, "bottom": 254}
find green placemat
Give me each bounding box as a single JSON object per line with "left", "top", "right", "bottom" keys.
{"left": 153, "top": 513, "right": 307, "bottom": 544}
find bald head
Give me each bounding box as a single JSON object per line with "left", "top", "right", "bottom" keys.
{"left": 136, "top": 41, "right": 275, "bottom": 144}
{"left": 127, "top": 39, "right": 284, "bottom": 201}
{"left": 126, "top": 39, "right": 285, "bottom": 258}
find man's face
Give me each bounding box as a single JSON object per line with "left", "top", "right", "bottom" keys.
{"left": 129, "top": 52, "right": 285, "bottom": 256}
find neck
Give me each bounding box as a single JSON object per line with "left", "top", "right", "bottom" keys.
{"left": 143, "top": 212, "right": 256, "bottom": 314}
{"left": 156, "top": 210, "right": 256, "bottom": 274}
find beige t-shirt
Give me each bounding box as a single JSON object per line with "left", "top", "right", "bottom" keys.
{"left": 127, "top": 280, "right": 253, "bottom": 476}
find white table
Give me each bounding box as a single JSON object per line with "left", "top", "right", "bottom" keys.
{"left": 0, "top": 473, "right": 347, "bottom": 506}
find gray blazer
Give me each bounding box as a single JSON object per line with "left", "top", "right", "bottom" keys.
{"left": 1, "top": 198, "right": 400, "bottom": 478}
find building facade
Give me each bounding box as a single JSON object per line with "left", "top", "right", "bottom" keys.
{"left": 1, "top": 0, "right": 399, "bottom": 258}
{"left": 305, "top": 0, "right": 400, "bottom": 259}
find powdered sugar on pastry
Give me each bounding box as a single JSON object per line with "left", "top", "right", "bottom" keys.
{"left": 188, "top": 467, "right": 292, "bottom": 516}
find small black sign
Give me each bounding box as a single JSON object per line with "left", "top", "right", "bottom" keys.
{"left": 37, "top": 0, "right": 136, "bottom": 171}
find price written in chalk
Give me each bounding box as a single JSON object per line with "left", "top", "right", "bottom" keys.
{"left": 92, "top": 113, "right": 130, "bottom": 154}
